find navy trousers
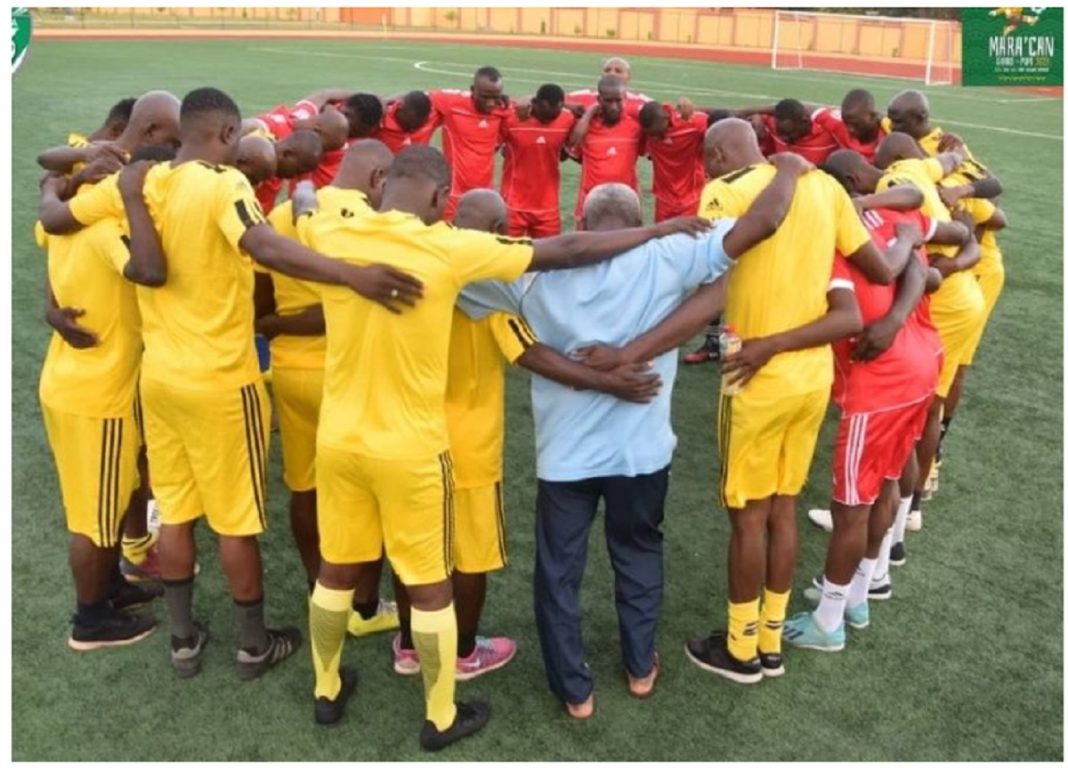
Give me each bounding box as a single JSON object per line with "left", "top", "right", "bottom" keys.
{"left": 533, "top": 465, "right": 670, "bottom": 705}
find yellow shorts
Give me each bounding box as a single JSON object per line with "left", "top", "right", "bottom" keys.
{"left": 961, "top": 264, "right": 1005, "bottom": 366}
{"left": 272, "top": 367, "right": 323, "bottom": 492}
{"left": 931, "top": 275, "right": 986, "bottom": 397}
{"left": 140, "top": 377, "right": 270, "bottom": 537}
{"left": 41, "top": 403, "right": 141, "bottom": 547}
{"left": 453, "top": 482, "right": 507, "bottom": 574}
{"left": 718, "top": 387, "right": 829, "bottom": 509}
{"left": 317, "top": 446, "right": 454, "bottom": 586}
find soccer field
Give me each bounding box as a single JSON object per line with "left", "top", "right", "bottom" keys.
{"left": 10, "top": 37, "right": 1064, "bottom": 761}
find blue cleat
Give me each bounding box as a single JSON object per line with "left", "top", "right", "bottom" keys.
{"left": 845, "top": 601, "right": 870, "bottom": 630}
{"left": 783, "top": 612, "right": 846, "bottom": 652}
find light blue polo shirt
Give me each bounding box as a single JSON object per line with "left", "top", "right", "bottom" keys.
{"left": 458, "top": 223, "right": 735, "bottom": 482}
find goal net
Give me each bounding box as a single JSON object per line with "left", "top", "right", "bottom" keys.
{"left": 771, "top": 10, "right": 957, "bottom": 86}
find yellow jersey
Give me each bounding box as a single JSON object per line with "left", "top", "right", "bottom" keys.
{"left": 940, "top": 170, "right": 1003, "bottom": 275}
{"left": 878, "top": 119, "right": 976, "bottom": 161}
{"left": 699, "top": 163, "right": 870, "bottom": 397}
{"left": 37, "top": 219, "right": 142, "bottom": 418}
{"left": 446, "top": 310, "right": 536, "bottom": 488}
{"left": 297, "top": 208, "right": 534, "bottom": 459}
{"left": 67, "top": 132, "right": 90, "bottom": 149}
{"left": 70, "top": 161, "right": 269, "bottom": 391}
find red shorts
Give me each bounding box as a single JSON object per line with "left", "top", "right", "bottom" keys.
{"left": 508, "top": 209, "right": 561, "bottom": 238}
{"left": 832, "top": 396, "right": 932, "bottom": 507}
{"left": 654, "top": 197, "right": 699, "bottom": 223}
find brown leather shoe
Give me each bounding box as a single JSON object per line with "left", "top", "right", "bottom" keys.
{"left": 627, "top": 652, "right": 660, "bottom": 698}
{"left": 565, "top": 693, "right": 594, "bottom": 720}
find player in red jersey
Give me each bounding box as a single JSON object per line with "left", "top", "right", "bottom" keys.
{"left": 500, "top": 84, "right": 575, "bottom": 237}
{"left": 377, "top": 91, "right": 441, "bottom": 155}
{"left": 824, "top": 89, "right": 888, "bottom": 163}
{"left": 566, "top": 76, "right": 645, "bottom": 226}
{"left": 429, "top": 66, "right": 511, "bottom": 219}
{"left": 638, "top": 102, "right": 709, "bottom": 222}
{"left": 566, "top": 57, "right": 653, "bottom": 117}
{"left": 287, "top": 108, "right": 362, "bottom": 195}
{"left": 236, "top": 131, "right": 324, "bottom": 215}
{"left": 753, "top": 99, "right": 840, "bottom": 165}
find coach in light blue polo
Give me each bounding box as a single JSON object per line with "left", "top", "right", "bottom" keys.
{"left": 459, "top": 182, "right": 740, "bottom": 711}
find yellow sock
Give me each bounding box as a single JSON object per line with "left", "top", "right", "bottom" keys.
{"left": 411, "top": 603, "right": 458, "bottom": 731}
{"left": 758, "top": 589, "right": 791, "bottom": 655}
{"left": 309, "top": 583, "right": 354, "bottom": 701}
{"left": 121, "top": 532, "right": 155, "bottom": 565}
{"left": 727, "top": 598, "right": 760, "bottom": 662}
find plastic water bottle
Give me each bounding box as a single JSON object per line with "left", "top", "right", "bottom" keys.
{"left": 719, "top": 324, "right": 743, "bottom": 396}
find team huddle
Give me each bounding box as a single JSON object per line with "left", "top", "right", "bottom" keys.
{"left": 33, "top": 55, "right": 1006, "bottom": 750}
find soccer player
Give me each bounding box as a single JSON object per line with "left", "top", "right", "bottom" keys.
{"left": 287, "top": 108, "right": 355, "bottom": 193}
{"left": 40, "top": 87, "right": 424, "bottom": 681}
{"left": 680, "top": 118, "right": 917, "bottom": 684}
{"left": 256, "top": 140, "right": 400, "bottom": 638}
{"left": 458, "top": 155, "right": 809, "bottom": 715}
{"left": 639, "top": 101, "right": 709, "bottom": 221}
{"left": 753, "top": 98, "right": 840, "bottom": 165}
{"left": 566, "top": 56, "right": 653, "bottom": 116}
{"left": 829, "top": 89, "right": 888, "bottom": 163}
{"left": 297, "top": 144, "right": 709, "bottom": 745}
{"left": 429, "top": 67, "right": 511, "bottom": 219}
{"left": 236, "top": 130, "right": 324, "bottom": 215}
{"left": 566, "top": 76, "right": 644, "bottom": 227}
{"left": 36, "top": 145, "right": 179, "bottom": 651}
{"left": 40, "top": 96, "right": 137, "bottom": 165}
{"left": 500, "top": 84, "right": 575, "bottom": 237}
{"left": 243, "top": 88, "right": 353, "bottom": 140}
{"left": 377, "top": 90, "right": 440, "bottom": 154}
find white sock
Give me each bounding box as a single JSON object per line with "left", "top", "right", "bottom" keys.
{"left": 891, "top": 497, "right": 911, "bottom": 546}
{"left": 873, "top": 529, "right": 894, "bottom": 583}
{"left": 813, "top": 578, "right": 850, "bottom": 632}
{"left": 847, "top": 557, "right": 877, "bottom": 608}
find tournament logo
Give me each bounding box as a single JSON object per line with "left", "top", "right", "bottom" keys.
{"left": 12, "top": 7, "right": 31, "bottom": 74}
{"left": 962, "top": 7, "right": 1063, "bottom": 86}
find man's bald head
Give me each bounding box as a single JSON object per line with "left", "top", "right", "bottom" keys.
{"left": 275, "top": 129, "right": 323, "bottom": 179}
{"left": 887, "top": 89, "right": 930, "bottom": 140}
{"left": 873, "top": 131, "right": 925, "bottom": 170}
{"left": 821, "top": 149, "right": 882, "bottom": 195}
{"left": 453, "top": 189, "right": 508, "bottom": 235}
{"left": 334, "top": 138, "right": 394, "bottom": 207}
{"left": 121, "top": 90, "right": 181, "bottom": 152}
{"left": 582, "top": 183, "right": 642, "bottom": 231}
{"left": 312, "top": 108, "right": 350, "bottom": 152}
{"left": 235, "top": 134, "right": 277, "bottom": 186}
{"left": 601, "top": 57, "right": 632, "bottom": 84}
{"left": 703, "top": 117, "right": 764, "bottom": 179}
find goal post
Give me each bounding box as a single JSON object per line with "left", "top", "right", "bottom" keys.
{"left": 770, "top": 10, "right": 958, "bottom": 86}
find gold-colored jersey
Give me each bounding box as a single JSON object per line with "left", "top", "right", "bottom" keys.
{"left": 297, "top": 208, "right": 534, "bottom": 460}
{"left": 69, "top": 161, "right": 268, "bottom": 391}
{"left": 446, "top": 310, "right": 536, "bottom": 488}
{"left": 67, "top": 132, "right": 90, "bottom": 148}
{"left": 940, "top": 161, "right": 1003, "bottom": 275}
{"left": 877, "top": 119, "right": 976, "bottom": 161}
{"left": 37, "top": 219, "right": 142, "bottom": 418}
{"left": 699, "top": 163, "right": 870, "bottom": 397}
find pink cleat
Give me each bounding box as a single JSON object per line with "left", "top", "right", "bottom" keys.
{"left": 392, "top": 632, "right": 421, "bottom": 676}
{"left": 455, "top": 636, "right": 517, "bottom": 682}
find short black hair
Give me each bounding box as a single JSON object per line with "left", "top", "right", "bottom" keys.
{"left": 131, "top": 144, "right": 177, "bottom": 163}
{"left": 773, "top": 98, "right": 807, "bottom": 122}
{"left": 400, "top": 90, "right": 432, "bottom": 122}
{"left": 842, "top": 88, "right": 875, "bottom": 111}
{"left": 345, "top": 93, "right": 384, "bottom": 127}
{"left": 388, "top": 145, "right": 451, "bottom": 188}
{"left": 638, "top": 101, "right": 666, "bottom": 130}
{"left": 180, "top": 87, "right": 241, "bottom": 127}
{"left": 534, "top": 84, "right": 564, "bottom": 105}
{"left": 475, "top": 66, "right": 502, "bottom": 82}
{"left": 105, "top": 97, "right": 137, "bottom": 127}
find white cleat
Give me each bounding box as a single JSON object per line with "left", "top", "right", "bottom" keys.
{"left": 906, "top": 509, "right": 923, "bottom": 532}
{"left": 807, "top": 508, "right": 833, "bottom": 532}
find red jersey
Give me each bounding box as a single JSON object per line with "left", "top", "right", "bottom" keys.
{"left": 645, "top": 106, "right": 708, "bottom": 208}
{"left": 429, "top": 89, "right": 508, "bottom": 198}
{"left": 287, "top": 141, "right": 350, "bottom": 197}
{"left": 375, "top": 101, "right": 441, "bottom": 155}
{"left": 831, "top": 207, "right": 942, "bottom": 414}
{"left": 256, "top": 178, "right": 283, "bottom": 215}
{"left": 257, "top": 99, "right": 318, "bottom": 142}
{"left": 500, "top": 109, "right": 575, "bottom": 214}
{"left": 822, "top": 108, "right": 887, "bottom": 163}
{"left": 567, "top": 88, "right": 652, "bottom": 119}
{"left": 760, "top": 107, "right": 839, "bottom": 165}
{"left": 572, "top": 113, "right": 644, "bottom": 216}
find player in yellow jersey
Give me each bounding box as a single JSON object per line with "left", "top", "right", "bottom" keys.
{"left": 235, "top": 130, "right": 324, "bottom": 188}
{"left": 387, "top": 188, "right": 664, "bottom": 686}
{"left": 297, "top": 144, "right": 709, "bottom": 745}
{"left": 36, "top": 145, "right": 180, "bottom": 652}
{"left": 254, "top": 140, "right": 400, "bottom": 639}
{"left": 681, "top": 119, "right": 918, "bottom": 684}
{"left": 39, "top": 87, "right": 424, "bottom": 682}
{"left": 39, "top": 96, "right": 136, "bottom": 169}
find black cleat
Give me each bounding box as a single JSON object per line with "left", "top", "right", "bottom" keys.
{"left": 889, "top": 541, "right": 907, "bottom": 567}
{"left": 237, "top": 626, "right": 302, "bottom": 681}
{"left": 110, "top": 578, "right": 164, "bottom": 612}
{"left": 171, "top": 622, "right": 210, "bottom": 678}
{"left": 419, "top": 700, "right": 491, "bottom": 752}
{"left": 868, "top": 581, "right": 893, "bottom": 601}
{"left": 68, "top": 609, "right": 157, "bottom": 652}
{"left": 684, "top": 632, "right": 762, "bottom": 685}
{"left": 758, "top": 651, "right": 785, "bottom": 678}
{"left": 314, "top": 667, "right": 359, "bottom": 726}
